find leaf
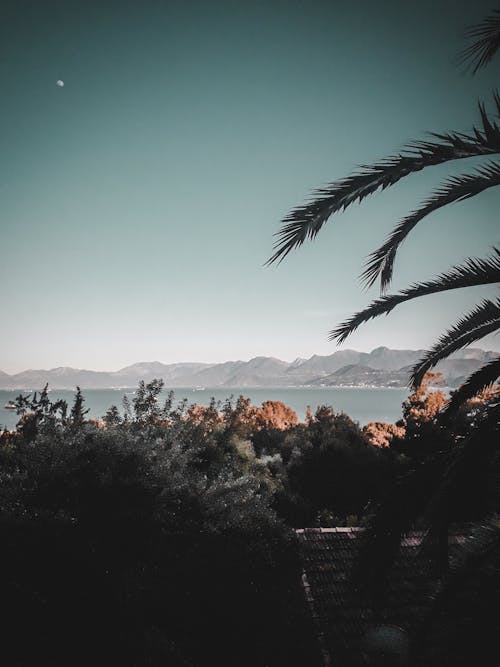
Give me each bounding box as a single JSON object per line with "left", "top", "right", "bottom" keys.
{"left": 268, "top": 105, "right": 500, "bottom": 265}
{"left": 444, "top": 358, "right": 500, "bottom": 414}
{"left": 362, "top": 162, "right": 500, "bottom": 291}
{"left": 330, "top": 249, "right": 500, "bottom": 343}
{"left": 459, "top": 9, "right": 500, "bottom": 74}
{"left": 411, "top": 299, "right": 500, "bottom": 388}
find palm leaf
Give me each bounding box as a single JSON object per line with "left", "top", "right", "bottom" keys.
{"left": 268, "top": 100, "right": 500, "bottom": 265}
{"left": 444, "top": 357, "right": 500, "bottom": 414}
{"left": 459, "top": 9, "right": 500, "bottom": 74}
{"left": 418, "top": 403, "right": 500, "bottom": 553}
{"left": 331, "top": 249, "right": 500, "bottom": 343}
{"left": 362, "top": 162, "right": 500, "bottom": 291}
{"left": 352, "top": 451, "right": 449, "bottom": 590}
{"left": 411, "top": 298, "right": 500, "bottom": 388}
{"left": 355, "top": 404, "right": 500, "bottom": 596}
{"left": 417, "top": 515, "right": 500, "bottom": 665}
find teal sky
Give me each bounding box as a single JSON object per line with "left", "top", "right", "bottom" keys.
{"left": 1, "top": 0, "right": 499, "bottom": 373}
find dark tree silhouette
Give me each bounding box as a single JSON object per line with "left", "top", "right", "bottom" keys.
{"left": 269, "top": 10, "right": 500, "bottom": 663}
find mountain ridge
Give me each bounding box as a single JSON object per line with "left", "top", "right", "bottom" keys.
{"left": 0, "top": 348, "right": 497, "bottom": 390}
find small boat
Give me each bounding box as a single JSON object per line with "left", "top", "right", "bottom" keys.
{"left": 4, "top": 402, "right": 16, "bottom": 410}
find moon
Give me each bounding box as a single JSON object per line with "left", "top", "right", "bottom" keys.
{"left": 56, "top": 80, "right": 65, "bottom": 88}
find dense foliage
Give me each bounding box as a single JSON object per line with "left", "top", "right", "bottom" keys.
{"left": 1, "top": 378, "right": 497, "bottom": 665}
{"left": 0, "top": 383, "right": 323, "bottom": 667}
{"left": 267, "top": 7, "right": 500, "bottom": 663}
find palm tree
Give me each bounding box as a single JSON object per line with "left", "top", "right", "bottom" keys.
{"left": 269, "top": 13, "right": 500, "bottom": 661}
{"left": 268, "top": 11, "right": 500, "bottom": 409}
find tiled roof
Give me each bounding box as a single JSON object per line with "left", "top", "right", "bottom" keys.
{"left": 296, "top": 527, "right": 466, "bottom": 666}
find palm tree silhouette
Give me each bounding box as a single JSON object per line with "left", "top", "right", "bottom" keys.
{"left": 268, "top": 9, "right": 500, "bottom": 409}
{"left": 269, "top": 11, "right": 500, "bottom": 663}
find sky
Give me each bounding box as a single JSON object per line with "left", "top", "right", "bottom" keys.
{"left": 0, "top": 0, "right": 499, "bottom": 373}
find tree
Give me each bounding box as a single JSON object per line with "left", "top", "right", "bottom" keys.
{"left": 103, "top": 404, "right": 121, "bottom": 428}
{"left": 254, "top": 400, "right": 299, "bottom": 431}
{"left": 0, "top": 385, "right": 318, "bottom": 667}
{"left": 70, "top": 386, "right": 89, "bottom": 427}
{"left": 132, "top": 378, "right": 164, "bottom": 423}
{"left": 363, "top": 420, "right": 405, "bottom": 448}
{"left": 400, "top": 372, "right": 447, "bottom": 440}
{"left": 268, "top": 10, "right": 500, "bottom": 410}
{"left": 268, "top": 10, "right": 500, "bottom": 662}
{"left": 278, "top": 406, "right": 391, "bottom": 526}
{"left": 14, "top": 384, "right": 68, "bottom": 441}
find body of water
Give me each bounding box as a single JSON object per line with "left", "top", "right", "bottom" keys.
{"left": 0, "top": 386, "right": 411, "bottom": 431}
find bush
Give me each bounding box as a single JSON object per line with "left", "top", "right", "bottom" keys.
{"left": 0, "top": 401, "right": 318, "bottom": 667}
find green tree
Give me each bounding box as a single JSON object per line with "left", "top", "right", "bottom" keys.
{"left": 132, "top": 378, "right": 164, "bottom": 423}
{"left": 70, "top": 386, "right": 89, "bottom": 427}
{"left": 0, "top": 385, "right": 318, "bottom": 667}
{"left": 273, "top": 406, "right": 392, "bottom": 527}
{"left": 103, "top": 404, "right": 121, "bottom": 427}
{"left": 14, "top": 384, "right": 68, "bottom": 441}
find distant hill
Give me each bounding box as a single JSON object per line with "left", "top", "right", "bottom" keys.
{"left": 112, "top": 362, "right": 214, "bottom": 387}
{"left": 286, "top": 347, "right": 427, "bottom": 379}
{"left": 310, "top": 364, "right": 408, "bottom": 388}
{"left": 0, "top": 347, "right": 497, "bottom": 390}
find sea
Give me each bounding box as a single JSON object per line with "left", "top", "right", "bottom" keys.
{"left": 0, "top": 386, "right": 411, "bottom": 431}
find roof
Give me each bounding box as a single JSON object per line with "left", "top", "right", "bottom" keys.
{"left": 296, "top": 527, "right": 466, "bottom": 666}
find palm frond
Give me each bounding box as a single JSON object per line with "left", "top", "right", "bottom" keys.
{"left": 362, "top": 162, "right": 500, "bottom": 291}
{"left": 268, "top": 103, "right": 500, "bottom": 265}
{"left": 418, "top": 403, "right": 500, "bottom": 553}
{"left": 411, "top": 299, "right": 500, "bottom": 388}
{"left": 352, "top": 452, "right": 448, "bottom": 590}
{"left": 331, "top": 249, "right": 500, "bottom": 343}
{"left": 444, "top": 357, "right": 500, "bottom": 414}
{"left": 459, "top": 9, "right": 500, "bottom": 73}
{"left": 417, "top": 515, "right": 500, "bottom": 665}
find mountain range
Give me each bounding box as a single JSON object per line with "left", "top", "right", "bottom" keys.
{"left": 0, "top": 347, "right": 497, "bottom": 390}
